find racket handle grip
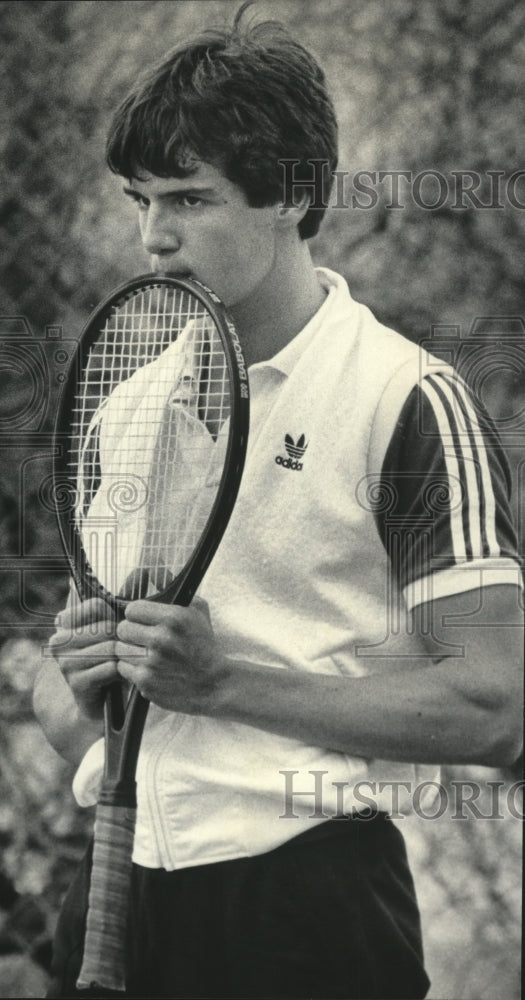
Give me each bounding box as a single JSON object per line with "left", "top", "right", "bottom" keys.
{"left": 76, "top": 802, "right": 136, "bottom": 992}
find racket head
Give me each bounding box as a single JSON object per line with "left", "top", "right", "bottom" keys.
{"left": 53, "top": 274, "right": 249, "bottom": 613}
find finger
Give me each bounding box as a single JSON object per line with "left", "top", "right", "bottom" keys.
{"left": 116, "top": 619, "right": 152, "bottom": 646}
{"left": 57, "top": 640, "right": 117, "bottom": 675}
{"left": 116, "top": 658, "right": 150, "bottom": 692}
{"left": 125, "top": 600, "right": 185, "bottom": 626}
{"left": 49, "top": 626, "right": 116, "bottom": 654}
{"left": 115, "top": 640, "right": 149, "bottom": 664}
{"left": 67, "top": 659, "right": 120, "bottom": 692}
{"left": 191, "top": 595, "right": 211, "bottom": 620}
{"left": 49, "top": 629, "right": 115, "bottom": 660}
{"left": 55, "top": 597, "right": 115, "bottom": 631}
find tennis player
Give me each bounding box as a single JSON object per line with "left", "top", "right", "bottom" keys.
{"left": 34, "top": 4, "right": 523, "bottom": 998}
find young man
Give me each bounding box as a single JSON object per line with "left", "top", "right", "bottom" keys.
{"left": 34, "top": 5, "right": 523, "bottom": 999}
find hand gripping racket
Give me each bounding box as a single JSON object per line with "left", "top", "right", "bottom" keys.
{"left": 53, "top": 274, "right": 249, "bottom": 992}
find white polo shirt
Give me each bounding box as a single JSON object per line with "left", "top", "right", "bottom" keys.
{"left": 73, "top": 268, "right": 522, "bottom": 869}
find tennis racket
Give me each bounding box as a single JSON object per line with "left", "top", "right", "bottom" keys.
{"left": 53, "top": 274, "right": 249, "bottom": 993}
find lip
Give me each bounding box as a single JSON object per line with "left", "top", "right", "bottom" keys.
{"left": 154, "top": 269, "right": 193, "bottom": 280}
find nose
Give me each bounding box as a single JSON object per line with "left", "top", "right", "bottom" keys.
{"left": 140, "top": 203, "right": 180, "bottom": 257}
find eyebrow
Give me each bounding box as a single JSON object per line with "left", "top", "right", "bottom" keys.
{"left": 123, "top": 185, "right": 216, "bottom": 199}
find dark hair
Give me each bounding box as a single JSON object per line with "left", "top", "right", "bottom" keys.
{"left": 106, "top": 2, "right": 338, "bottom": 239}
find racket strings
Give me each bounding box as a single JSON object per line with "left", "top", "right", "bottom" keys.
{"left": 71, "top": 285, "right": 231, "bottom": 600}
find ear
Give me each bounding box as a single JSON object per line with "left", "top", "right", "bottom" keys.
{"left": 275, "top": 188, "right": 311, "bottom": 230}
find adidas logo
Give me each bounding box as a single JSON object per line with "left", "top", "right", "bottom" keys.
{"left": 275, "top": 433, "right": 308, "bottom": 471}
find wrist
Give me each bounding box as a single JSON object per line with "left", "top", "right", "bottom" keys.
{"left": 202, "top": 655, "right": 245, "bottom": 720}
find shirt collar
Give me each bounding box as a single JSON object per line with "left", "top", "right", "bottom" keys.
{"left": 249, "top": 268, "right": 357, "bottom": 379}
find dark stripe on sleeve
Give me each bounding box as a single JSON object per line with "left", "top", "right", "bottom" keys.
{"left": 432, "top": 372, "right": 490, "bottom": 558}
{"left": 372, "top": 374, "right": 520, "bottom": 594}
{"left": 423, "top": 374, "right": 474, "bottom": 561}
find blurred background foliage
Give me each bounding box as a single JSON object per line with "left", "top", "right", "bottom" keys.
{"left": 0, "top": 1, "right": 523, "bottom": 997}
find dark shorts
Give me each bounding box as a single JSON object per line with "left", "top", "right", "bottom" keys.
{"left": 47, "top": 814, "right": 430, "bottom": 999}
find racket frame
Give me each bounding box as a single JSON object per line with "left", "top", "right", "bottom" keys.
{"left": 52, "top": 274, "right": 249, "bottom": 991}
{"left": 54, "top": 273, "right": 249, "bottom": 621}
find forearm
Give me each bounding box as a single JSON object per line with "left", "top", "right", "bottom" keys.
{"left": 211, "top": 654, "right": 522, "bottom": 768}
{"left": 33, "top": 658, "right": 104, "bottom": 767}
{"left": 116, "top": 587, "right": 523, "bottom": 768}
{"left": 206, "top": 586, "right": 523, "bottom": 768}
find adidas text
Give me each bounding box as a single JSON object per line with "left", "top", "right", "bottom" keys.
{"left": 275, "top": 456, "right": 303, "bottom": 471}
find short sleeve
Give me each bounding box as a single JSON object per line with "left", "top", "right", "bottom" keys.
{"left": 373, "top": 370, "right": 523, "bottom": 610}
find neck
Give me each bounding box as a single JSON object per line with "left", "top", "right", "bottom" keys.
{"left": 229, "top": 239, "right": 326, "bottom": 368}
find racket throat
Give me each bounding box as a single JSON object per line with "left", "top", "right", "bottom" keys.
{"left": 106, "top": 681, "right": 127, "bottom": 731}
{"left": 102, "top": 686, "right": 150, "bottom": 808}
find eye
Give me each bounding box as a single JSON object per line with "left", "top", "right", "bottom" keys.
{"left": 179, "top": 194, "right": 203, "bottom": 208}
{"left": 125, "top": 191, "right": 149, "bottom": 211}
